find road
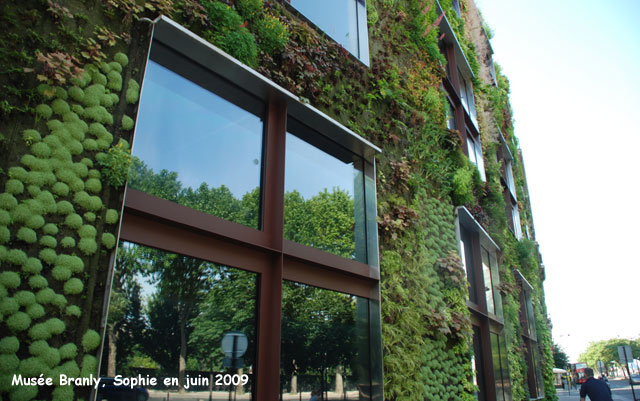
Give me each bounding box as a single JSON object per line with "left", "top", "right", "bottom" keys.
{"left": 557, "top": 378, "right": 640, "bottom": 401}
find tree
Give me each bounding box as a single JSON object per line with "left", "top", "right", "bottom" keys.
{"left": 552, "top": 342, "right": 569, "bottom": 369}
{"left": 579, "top": 338, "right": 640, "bottom": 376}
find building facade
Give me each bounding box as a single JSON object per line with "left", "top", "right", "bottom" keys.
{"left": 0, "top": 0, "right": 555, "bottom": 400}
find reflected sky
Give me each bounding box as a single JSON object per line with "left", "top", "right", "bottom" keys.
{"left": 285, "top": 132, "right": 355, "bottom": 199}
{"left": 290, "top": 0, "right": 357, "bottom": 53}
{"left": 132, "top": 60, "right": 263, "bottom": 197}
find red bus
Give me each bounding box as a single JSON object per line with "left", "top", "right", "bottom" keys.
{"left": 569, "top": 362, "right": 589, "bottom": 384}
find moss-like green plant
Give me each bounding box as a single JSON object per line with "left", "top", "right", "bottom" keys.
{"left": 69, "top": 86, "right": 84, "bottom": 102}
{"left": 6, "top": 249, "right": 27, "bottom": 266}
{"left": 42, "top": 223, "right": 58, "bottom": 236}
{"left": 31, "top": 142, "right": 52, "bottom": 158}
{"left": 1, "top": 297, "right": 19, "bottom": 315}
{"left": 22, "top": 257, "right": 43, "bottom": 274}
{"left": 64, "top": 213, "right": 83, "bottom": 228}
{"left": 126, "top": 79, "right": 140, "bottom": 104}
{"left": 37, "top": 191, "right": 56, "bottom": 213}
{"left": 107, "top": 70, "right": 122, "bottom": 91}
{"left": 60, "top": 237, "right": 75, "bottom": 248}
{"left": 59, "top": 343, "right": 78, "bottom": 360}
{"left": 51, "top": 98, "right": 70, "bottom": 115}
{"left": 83, "top": 212, "right": 96, "bottom": 222}
{"left": 26, "top": 303, "right": 45, "bottom": 319}
{"left": 72, "top": 103, "right": 85, "bottom": 116}
{"left": 41, "top": 347, "right": 61, "bottom": 369}
{"left": 82, "top": 84, "right": 105, "bottom": 107}
{"left": 0, "top": 337, "right": 19, "bottom": 354}
{"left": 16, "top": 227, "right": 37, "bottom": 243}
{"left": 121, "top": 115, "right": 134, "bottom": 130}
{"left": 72, "top": 162, "right": 89, "bottom": 178}
{"left": 0, "top": 193, "right": 18, "bottom": 210}
{"left": 101, "top": 232, "right": 116, "bottom": 249}
{"left": 78, "top": 238, "right": 98, "bottom": 255}
{"left": 35, "top": 288, "right": 55, "bottom": 304}
{"left": 39, "top": 248, "right": 57, "bottom": 264}
{"left": 46, "top": 318, "right": 66, "bottom": 335}
{"left": 28, "top": 275, "right": 47, "bottom": 289}
{"left": 70, "top": 69, "right": 92, "bottom": 87}
{"left": 82, "top": 329, "right": 100, "bottom": 351}
{"left": 55, "top": 254, "right": 84, "bottom": 273}
{"left": 5, "top": 179, "right": 24, "bottom": 195}
{"left": 81, "top": 354, "right": 98, "bottom": 378}
{"left": 43, "top": 134, "right": 63, "bottom": 149}
{"left": 8, "top": 167, "right": 28, "bottom": 182}
{"left": 84, "top": 105, "right": 113, "bottom": 125}
{"left": 39, "top": 235, "right": 57, "bottom": 248}
{"left": 114, "top": 52, "right": 128, "bottom": 67}
{"left": 51, "top": 293, "right": 67, "bottom": 308}
{"left": 63, "top": 278, "right": 83, "bottom": 295}
{"left": 101, "top": 93, "right": 115, "bottom": 108}
{"left": 0, "top": 271, "right": 21, "bottom": 288}
{"left": 78, "top": 224, "right": 97, "bottom": 238}
{"left": 56, "top": 200, "right": 75, "bottom": 215}
{"left": 54, "top": 86, "right": 68, "bottom": 100}
{"left": 11, "top": 204, "right": 32, "bottom": 223}
{"left": 28, "top": 340, "right": 49, "bottom": 356}
{"left": 7, "top": 311, "right": 31, "bottom": 332}
{"left": 26, "top": 185, "right": 41, "bottom": 197}
{"left": 14, "top": 291, "right": 36, "bottom": 307}
{"left": 52, "top": 265, "right": 72, "bottom": 281}
{"left": 0, "top": 354, "right": 20, "bottom": 373}
{"left": 52, "top": 147, "right": 72, "bottom": 163}
{"left": 65, "top": 305, "right": 82, "bottom": 318}
{"left": 105, "top": 208, "right": 118, "bottom": 224}
{"left": 0, "top": 226, "right": 9, "bottom": 244}
{"left": 18, "top": 356, "right": 48, "bottom": 377}
{"left": 22, "top": 129, "right": 42, "bottom": 144}
{"left": 67, "top": 139, "right": 84, "bottom": 155}
{"left": 26, "top": 214, "right": 45, "bottom": 229}
{"left": 52, "top": 182, "right": 70, "bottom": 197}
{"left": 85, "top": 178, "right": 102, "bottom": 193}
{"left": 10, "top": 384, "right": 39, "bottom": 401}
{"left": 52, "top": 384, "right": 74, "bottom": 401}
{"left": 35, "top": 103, "right": 53, "bottom": 119}
{"left": 83, "top": 138, "right": 98, "bottom": 151}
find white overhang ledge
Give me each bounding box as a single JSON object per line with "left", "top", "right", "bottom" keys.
{"left": 151, "top": 16, "right": 381, "bottom": 162}
{"left": 455, "top": 206, "right": 500, "bottom": 252}
{"left": 435, "top": 1, "right": 474, "bottom": 81}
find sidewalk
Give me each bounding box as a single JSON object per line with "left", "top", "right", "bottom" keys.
{"left": 556, "top": 386, "right": 636, "bottom": 401}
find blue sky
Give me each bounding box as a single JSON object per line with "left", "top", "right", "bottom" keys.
{"left": 475, "top": 0, "right": 640, "bottom": 360}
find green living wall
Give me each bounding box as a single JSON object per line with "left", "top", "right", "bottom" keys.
{"left": 0, "top": 0, "right": 556, "bottom": 400}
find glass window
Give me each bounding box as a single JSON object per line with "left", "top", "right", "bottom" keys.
{"left": 511, "top": 204, "right": 522, "bottom": 240}
{"left": 447, "top": 99, "right": 457, "bottom": 130}
{"left": 290, "top": 0, "right": 368, "bottom": 62}
{"left": 460, "top": 226, "right": 478, "bottom": 303}
{"left": 284, "top": 119, "right": 367, "bottom": 262}
{"left": 524, "top": 289, "right": 537, "bottom": 339}
{"left": 472, "top": 326, "right": 487, "bottom": 401}
{"left": 130, "top": 52, "right": 265, "bottom": 229}
{"left": 481, "top": 248, "right": 495, "bottom": 315}
{"left": 505, "top": 160, "right": 516, "bottom": 197}
{"left": 280, "top": 281, "right": 371, "bottom": 400}
{"left": 467, "top": 131, "right": 486, "bottom": 181}
{"left": 491, "top": 333, "right": 512, "bottom": 401}
{"left": 452, "top": 0, "right": 461, "bottom": 16}
{"left": 101, "top": 241, "right": 258, "bottom": 399}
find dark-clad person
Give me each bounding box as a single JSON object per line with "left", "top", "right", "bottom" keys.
{"left": 580, "top": 368, "right": 613, "bottom": 401}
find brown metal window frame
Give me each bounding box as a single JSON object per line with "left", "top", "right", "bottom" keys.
{"left": 458, "top": 207, "right": 512, "bottom": 401}
{"left": 438, "top": 4, "right": 483, "bottom": 170}
{"left": 114, "top": 16, "right": 383, "bottom": 401}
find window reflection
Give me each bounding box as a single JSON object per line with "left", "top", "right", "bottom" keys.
{"left": 100, "top": 241, "right": 257, "bottom": 400}
{"left": 130, "top": 57, "right": 264, "bottom": 229}
{"left": 291, "top": 0, "right": 359, "bottom": 56}
{"left": 280, "top": 281, "right": 371, "bottom": 400}
{"left": 284, "top": 120, "right": 366, "bottom": 262}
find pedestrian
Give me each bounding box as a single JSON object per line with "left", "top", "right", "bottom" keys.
{"left": 580, "top": 367, "right": 613, "bottom": 401}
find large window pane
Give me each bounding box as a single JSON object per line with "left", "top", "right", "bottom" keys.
{"left": 100, "top": 241, "right": 257, "bottom": 400}
{"left": 291, "top": 0, "right": 359, "bottom": 56}
{"left": 280, "top": 281, "right": 371, "bottom": 400}
{"left": 460, "top": 226, "right": 478, "bottom": 303}
{"left": 472, "top": 326, "right": 486, "bottom": 401}
{"left": 491, "top": 333, "right": 512, "bottom": 401}
{"left": 284, "top": 120, "right": 366, "bottom": 262}
{"left": 130, "top": 51, "right": 264, "bottom": 229}
{"left": 481, "top": 247, "right": 495, "bottom": 314}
